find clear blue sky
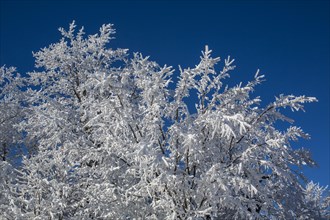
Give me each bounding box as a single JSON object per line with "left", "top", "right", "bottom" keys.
{"left": 1, "top": 0, "right": 329, "bottom": 186}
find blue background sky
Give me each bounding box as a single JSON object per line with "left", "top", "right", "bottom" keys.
{"left": 1, "top": 0, "right": 329, "bottom": 186}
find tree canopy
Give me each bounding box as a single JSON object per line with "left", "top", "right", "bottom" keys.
{"left": 0, "top": 22, "right": 329, "bottom": 219}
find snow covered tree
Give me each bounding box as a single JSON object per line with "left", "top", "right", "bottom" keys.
{"left": 1, "top": 22, "right": 328, "bottom": 219}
